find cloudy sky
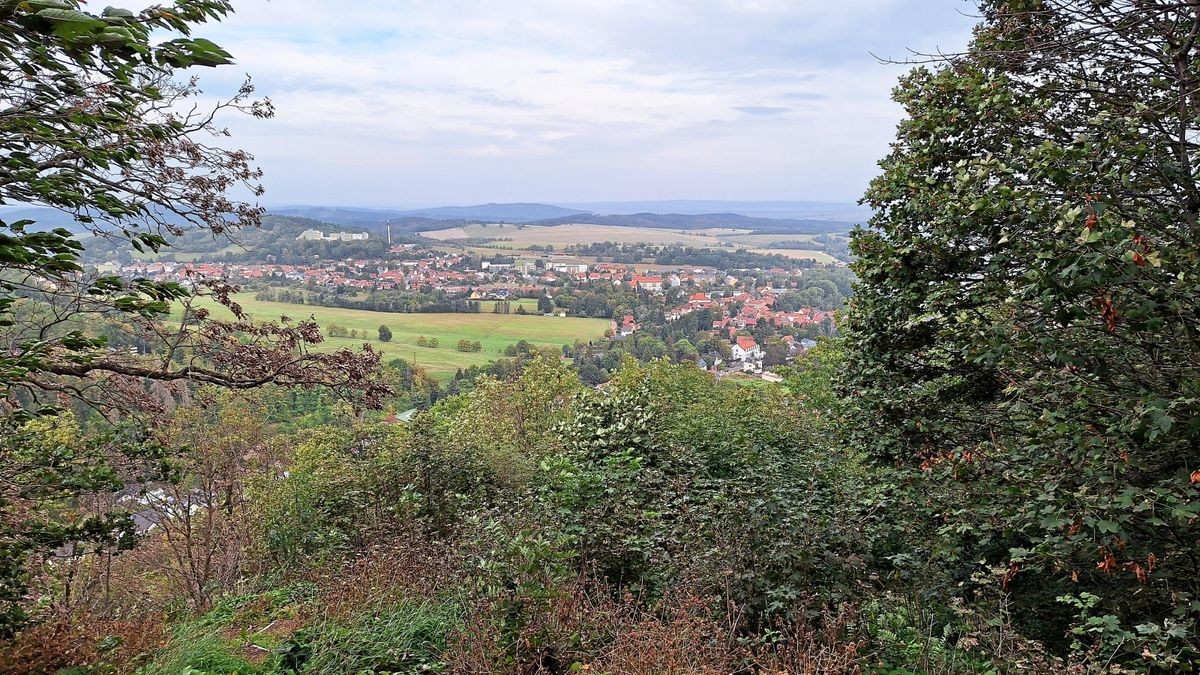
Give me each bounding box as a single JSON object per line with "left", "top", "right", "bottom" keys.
{"left": 196, "top": 1, "right": 978, "bottom": 208}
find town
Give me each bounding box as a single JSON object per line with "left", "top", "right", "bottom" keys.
{"left": 104, "top": 234, "right": 842, "bottom": 381}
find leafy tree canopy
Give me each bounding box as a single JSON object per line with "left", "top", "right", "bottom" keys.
{"left": 842, "top": 0, "right": 1200, "bottom": 666}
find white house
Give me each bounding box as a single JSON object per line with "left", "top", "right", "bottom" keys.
{"left": 732, "top": 335, "right": 762, "bottom": 362}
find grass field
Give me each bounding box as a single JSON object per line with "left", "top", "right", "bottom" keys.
{"left": 477, "top": 298, "right": 540, "bottom": 312}
{"left": 421, "top": 223, "right": 739, "bottom": 249}
{"left": 133, "top": 244, "right": 245, "bottom": 262}
{"left": 422, "top": 223, "right": 846, "bottom": 262}
{"left": 748, "top": 248, "right": 838, "bottom": 263}
{"left": 715, "top": 233, "right": 818, "bottom": 246}
{"left": 175, "top": 294, "right": 610, "bottom": 380}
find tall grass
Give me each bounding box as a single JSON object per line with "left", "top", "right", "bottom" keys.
{"left": 295, "top": 600, "right": 460, "bottom": 674}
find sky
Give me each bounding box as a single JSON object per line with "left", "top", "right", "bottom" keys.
{"left": 194, "top": 1, "right": 979, "bottom": 208}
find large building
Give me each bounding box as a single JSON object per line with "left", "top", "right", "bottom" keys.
{"left": 297, "top": 229, "right": 369, "bottom": 242}
{"left": 631, "top": 275, "right": 664, "bottom": 292}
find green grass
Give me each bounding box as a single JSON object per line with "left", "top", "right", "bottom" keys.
{"left": 133, "top": 244, "right": 244, "bottom": 262}
{"left": 299, "top": 600, "right": 459, "bottom": 674}
{"left": 477, "top": 298, "right": 539, "bottom": 313}
{"left": 747, "top": 248, "right": 838, "bottom": 263}
{"left": 716, "top": 233, "right": 820, "bottom": 246}
{"left": 139, "top": 586, "right": 317, "bottom": 675}
{"left": 421, "top": 223, "right": 742, "bottom": 249}
{"left": 725, "top": 373, "right": 777, "bottom": 388}
{"left": 176, "top": 294, "right": 610, "bottom": 380}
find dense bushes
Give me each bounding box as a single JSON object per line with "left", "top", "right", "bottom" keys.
{"left": 8, "top": 337, "right": 1176, "bottom": 671}
{"left": 3, "top": 353, "right": 899, "bottom": 671}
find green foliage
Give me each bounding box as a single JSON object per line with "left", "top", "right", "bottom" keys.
{"left": 377, "top": 324, "right": 392, "bottom": 342}
{"left": 542, "top": 359, "right": 869, "bottom": 613}
{"left": 0, "top": 413, "right": 174, "bottom": 636}
{"left": 455, "top": 338, "right": 483, "bottom": 352}
{"left": 842, "top": 3, "right": 1200, "bottom": 667}
{"left": 864, "top": 597, "right": 1001, "bottom": 675}
{"left": 251, "top": 423, "right": 416, "bottom": 567}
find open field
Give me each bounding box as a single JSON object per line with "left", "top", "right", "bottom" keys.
{"left": 477, "top": 298, "right": 540, "bottom": 312}
{"left": 174, "top": 294, "right": 610, "bottom": 380}
{"left": 715, "top": 233, "right": 819, "bottom": 246}
{"left": 748, "top": 248, "right": 837, "bottom": 263}
{"left": 421, "top": 223, "right": 741, "bottom": 249}
{"left": 132, "top": 245, "right": 245, "bottom": 262}
{"left": 422, "top": 223, "right": 847, "bottom": 262}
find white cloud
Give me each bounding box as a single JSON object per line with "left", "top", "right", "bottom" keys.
{"left": 190, "top": 0, "right": 975, "bottom": 205}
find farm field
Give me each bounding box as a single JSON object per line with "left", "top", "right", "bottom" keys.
{"left": 748, "top": 248, "right": 838, "bottom": 263}
{"left": 421, "top": 223, "right": 740, "bottom": 249}
{"left": 133, "top": 247, "right": 242, "bottom": 262}
{"left": 422, "top": 223, "right": 849, "bottom": 263}
{"left": 173, "top": 294, "right": 611, "bottom": 380}
{"left": 477, "top": 298, "right": 540, "bottom": 312}
{"left": 715, "top": 233, "right": 819, "bottom": 246}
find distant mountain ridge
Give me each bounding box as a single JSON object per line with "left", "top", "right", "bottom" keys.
{"left": 269, "top": 203, "right": 586, "bottom": 225}
{"left": 559, "top": 200, "right": 871, "bottom": 222}
{"left": 531, "top": 212, "right": 852, "bottom": 234}
{"left": 397, "top": 203, "right": 587, "bottom": 222}
{"left": 268, "top": 201, "right": 865, "bottom": 234}
{"left": 5, "top": 201, "right": 865, "bottom": 237}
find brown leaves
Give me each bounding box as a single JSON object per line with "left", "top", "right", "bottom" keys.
{"left": 1095, "top": 548, "right": 1156, "bottom": 584}
{"left": 1093, "top": 294, "right": 1119, "bottom": 332}
{"left": 1001, "top": 561, "right": 1020, "bottom": 590}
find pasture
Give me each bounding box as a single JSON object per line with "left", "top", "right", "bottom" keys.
{"left": 421, "top": 223, "right": 846, "bottom": 262}
{"left": 714, "top": 233, "right": 818, "bottom": 246}
{"left": 421, "top": 223, "right": 738, "bottom": 249}
{"left": 175, "top": 294, "right": 611, "bottom": 379}
{"left": 747, "top": 248, "right": 838, "bottom": 263}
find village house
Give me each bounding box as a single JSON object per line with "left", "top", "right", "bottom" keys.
{"left": 732, "top": 335, "right": 762, "bottom": 362}
{"left": 620, "top": 314, "right": 639, "bottom": 336}
{"left": 631, "top": 275, "right": 665, "bottom": 292}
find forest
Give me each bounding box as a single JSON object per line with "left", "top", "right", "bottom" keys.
{"left": 1, "top": 0, "right": 1198, "bottom": 673}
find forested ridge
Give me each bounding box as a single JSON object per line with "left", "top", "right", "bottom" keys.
{"left": 1, "top": 0, "right": 1199, "bottom": 673}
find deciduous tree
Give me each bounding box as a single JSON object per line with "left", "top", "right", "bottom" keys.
{"left": 842, "top": 1, "right": 1200, "bottom": 665}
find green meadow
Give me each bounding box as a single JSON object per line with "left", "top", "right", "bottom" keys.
{"left": 175, "top": 293, "right": 611, "bottom": 379}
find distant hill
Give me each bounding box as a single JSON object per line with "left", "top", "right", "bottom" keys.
{"left": 270, "top": 203, "right": 587, "bottom": 225}
{"left": 8, "top": 201, "right": 867, "bottom": 235}
{"left": 266, "top": 206, "right": 409, "bottom": 227}
{"left": 268, "top": 202, "right": 863, "bottom": 234}
{"left": 0, "top": 206, "right": 216, "bottom": 234}
{"left": 558, "top": 200, "right": 871, "bottom": 223}
{"left": 0, "top": 206, "right": 124, "bottom": 233}
{"left": 397, "top": 203, "right": 587, "bottom": 222}
{"left": 531, "top": 212, "right": 854, "bottom": 235}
